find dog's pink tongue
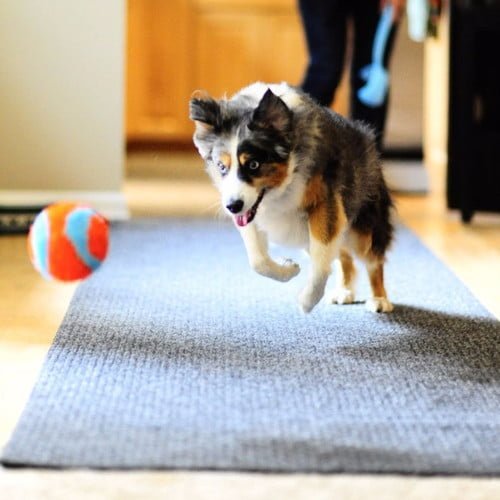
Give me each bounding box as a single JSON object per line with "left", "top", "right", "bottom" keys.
{"left": 235, "top": 211, "right": 250, "bottom": 227}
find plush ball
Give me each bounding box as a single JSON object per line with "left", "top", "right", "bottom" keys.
{"left": 28, "top": 202, "right": 109, "bottom": 281}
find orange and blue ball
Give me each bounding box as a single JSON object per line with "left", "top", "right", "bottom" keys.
{"left": 28, "top": 202, "right": 109, "bottom": 281}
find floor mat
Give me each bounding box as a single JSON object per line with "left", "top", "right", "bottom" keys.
{"left": 2, "top": 219, "right": 499, "bottom": 474}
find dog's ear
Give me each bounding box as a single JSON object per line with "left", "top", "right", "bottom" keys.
{"left": 249, "top": 89, "right": 292, "bottom": 134}
{"left": 189, "top": 90, "right": 221, "bottom": 135}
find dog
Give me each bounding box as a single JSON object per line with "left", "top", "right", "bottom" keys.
{"left": 189, "top": 82, "right": 394, "bottom": 313}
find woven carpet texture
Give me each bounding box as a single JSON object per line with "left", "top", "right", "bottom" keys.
{"left": 2, "top": 219, "right": 499, "bottom": 474}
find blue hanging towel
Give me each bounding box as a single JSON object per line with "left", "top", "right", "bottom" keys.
{"left": 358, "top": 5, "right": 393, "bottom": 108}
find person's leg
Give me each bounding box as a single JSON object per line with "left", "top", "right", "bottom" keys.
{"left": 350, "top": 0, "right": 399, "bottom": 150}
{"left": 298, "top": 0, "right": 348, "bottom": 107}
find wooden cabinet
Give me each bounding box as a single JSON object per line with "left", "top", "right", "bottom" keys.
{"left": 194, "top": 0, "right": 307, "bottom": 97}
{"left": 126, "top": 0, "right": 348, "bottom": 143}
{"left": 127, "top": 0, "right": 193, "bottom": 142}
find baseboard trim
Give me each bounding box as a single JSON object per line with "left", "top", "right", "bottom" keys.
{"left": 382, "top": 146, "right": 423, "bottom": 160}
{"left": 0, "top": 190, "right": 129, "bottom": 221}
{"left": 383, "top": 161, "right": 429, "bottom": 194}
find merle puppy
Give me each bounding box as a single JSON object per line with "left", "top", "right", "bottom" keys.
{"left": 189, "top": 82, "right": 394, "bottom": 313}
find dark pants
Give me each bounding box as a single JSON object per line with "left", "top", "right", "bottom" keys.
{"left": 298, "top": 0, "right": 398, "bottom": 149}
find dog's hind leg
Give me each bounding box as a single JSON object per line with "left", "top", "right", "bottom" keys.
{"left": 349, "top": 230, "right": 393, "bottom": 313}
{"left": 330, "top": 248, "right": 357, "bottom": 305}
{"left": 364, "top": 258, "right": 393, "bottom": 312}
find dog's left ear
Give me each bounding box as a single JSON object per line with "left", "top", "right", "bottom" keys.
{"left": 250, "top": 89, "right": 292, "bottom": 134}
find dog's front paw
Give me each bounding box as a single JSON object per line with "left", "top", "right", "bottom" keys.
{"left": 330, "top": 287, "right": 355, "bottom": 305}
{"left": 252, "top": 258, "right": 300, "bottom": 282}
{"left": 298, "top": 285, "right": 324, "bottom": 314}
{"left": 275, "top": 258, "right": 300, "bottom": 282}
{"left": 365, "top": 297, "right": 394, "bottom": 313}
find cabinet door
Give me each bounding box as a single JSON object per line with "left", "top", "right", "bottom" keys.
{"left": 127, "top": 0, "right": 193, "bottom": 141}
{"left": 194, "top": 0, "right": 307, "bottom": 98}
{"left": 126, "top": 0, "right": 348, "bottom": 143}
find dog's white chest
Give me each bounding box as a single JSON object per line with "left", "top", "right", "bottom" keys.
{"left": 254, "top": 174, "right": 309, "bottom": 248}
{"left": 256, "top": 206, "right": 309, "bottom": 248}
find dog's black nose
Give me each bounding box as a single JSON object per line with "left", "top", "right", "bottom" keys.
{"left": 226, "top": 199, "right": 244, "bottom": 214}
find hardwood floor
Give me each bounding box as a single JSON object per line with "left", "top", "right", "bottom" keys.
{"left": 0, "top": 154, "right": 498, "bottom": 499}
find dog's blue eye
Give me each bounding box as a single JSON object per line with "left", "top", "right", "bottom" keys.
{"left": 248, "top": 160, "right": 260, "bottom": 170}
{"left": 217, "top": 161, "right": 228, "bottom": 175}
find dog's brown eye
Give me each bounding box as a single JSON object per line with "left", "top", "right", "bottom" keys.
{"left": 217, "top": 161, "right": 228, "bottom": 175}
{"left": 248, "top": 160, "right": 260, "bottom": 170}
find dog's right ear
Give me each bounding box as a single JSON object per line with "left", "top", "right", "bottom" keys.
{"left": 189, "top": 90, "right": 221, "bottom": 136}
{"left": 249, "top": 89, "right": 292, "bottom": 135}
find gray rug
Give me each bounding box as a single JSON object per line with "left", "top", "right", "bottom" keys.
{"left": 2, "top": 219, "right": 499, "bottom": 474}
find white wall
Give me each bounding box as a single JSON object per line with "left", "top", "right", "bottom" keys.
{"left": 0, "top": 0, "right": 127, "bottom": 218}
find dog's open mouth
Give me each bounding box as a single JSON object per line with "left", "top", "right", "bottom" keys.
{"left": 235, "top": 189, "right": 266, "bottom": 227}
